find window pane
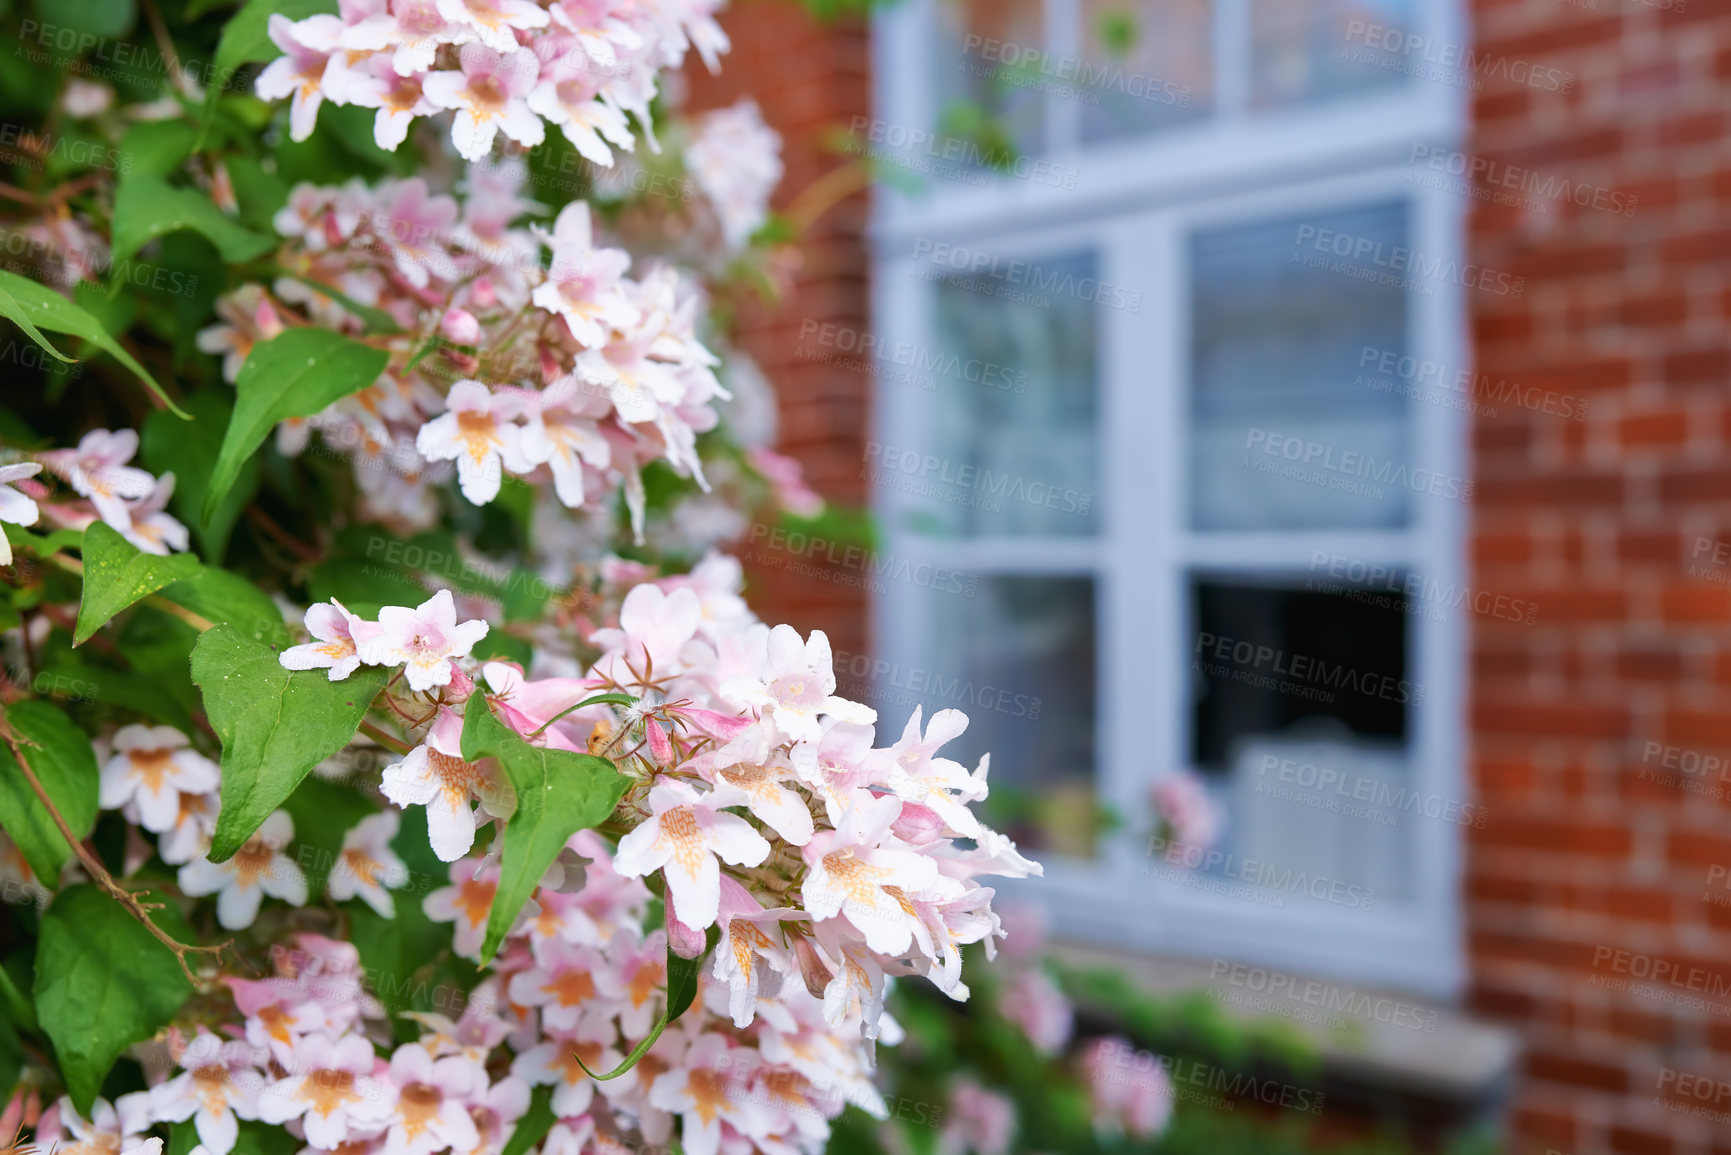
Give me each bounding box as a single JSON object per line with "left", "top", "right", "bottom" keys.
{"left": 1189, "top": 201, "right": 1410, "bottom": 532}
{"left": 935, "top": 0, "right": 1047, "bottom": 157}
{"left": 1190, "top": 578, "right": 1414, "bottom": 903}
{"left": 907, "top": 576, "right": 1098, "bottom": 857}
{"left": 1252, "top": 0, "right": 1418, "bottom": 109}
{"left": 1079, "top": 0, "right": 1212, "bottom": 144}
{"left": 897, "top": 251, "right": 1099, "bottom": 538}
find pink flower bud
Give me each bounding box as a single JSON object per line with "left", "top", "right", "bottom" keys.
{"left": 440, "top": 307, "right": 481, "bottom": 345}
{"left": 445, "top": 664, "right": 476, "bottom": 702}
{"left": 471, "top": 276, "right": 497, "bottom": 309}
{"left": 794, "top": 936, "right": 834, "bottom": 999}
{"left": 644, "top": 718, "right": 673, "bottom": 764}
{"left": 665, "top": 891, "right": 706, "bottom": 959}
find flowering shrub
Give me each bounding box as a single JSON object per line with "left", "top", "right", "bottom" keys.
{"left": 0, "top": 4, "right": 1038, "bottom": 1155}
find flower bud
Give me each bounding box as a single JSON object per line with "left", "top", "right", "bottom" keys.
{"left": 440, "top": 307, "right": 480, "bottom": 345}
{"left": 794, "top": 936, "right": 834, "bottom": 999}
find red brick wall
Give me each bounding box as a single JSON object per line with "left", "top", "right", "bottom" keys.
{"left": 1466, "top": 2, "right": 1731, "bottom": 1151}
{"left": 685, "top": 1, "right": 873, "bottom": 657}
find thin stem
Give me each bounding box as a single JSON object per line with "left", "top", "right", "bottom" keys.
{"left": 783, "top": 160, "right": 871, "bottom": 239}
{"left": 245, "top": 507, "right": 320, "bottom": 563}
{"left": 0, "top": 710, "right": 227, "bottom": 986}
{"left": 359, "top": 719, "right": 413, "bottom": 756}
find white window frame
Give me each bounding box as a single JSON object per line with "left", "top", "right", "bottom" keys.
{"left": 869, "top": 0, "right": 1471, "bottom": 998}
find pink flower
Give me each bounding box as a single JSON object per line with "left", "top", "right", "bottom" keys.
{"left": 148, "top": 1032, "right": 262, "bottom": 1155}
{"left": 1002, "top": 967, "right": 1074, "bottom": 1056}
{"left": 800, "top": 793, "right": 936, "bottom": 956}
{"left": 178, "top": 810, "right": 308, "bottom": 930}
{"left": 938, "top": 1081, "right": 1016, "bottom": 1155}
{"left": 373, "top": 178, "right": 460, "bottom": 287}
{"left": 414, "top": 381, "right": 531, "bottom": 506}
{"left": 380, "top": 1042, "right": 483, "bottom": 1155}
{"left": 881, "top": 706, "right": 987, "bottom": 838}
{"left": 280, "top": 599, "right": 375, "bottom": 681}
{"left": 530, "top": 202, "right": 635, "bottom": 347}
{"left": 381, "top": 707, "right": 504, "bottom": 861}
{"left": 521, "top": 379, "right": 611, "bottom": 509}
{"left": 45, "top": 428, "right": 155, "bottom": 532}
{"left": 509, "top": 1015, "right": 620, "bottom": 1117}
{"left": 359, "top": 590, "right": 491, "bottom": 693}
{"left": 255, "top": 1032, "right": 395, "bottom": 1147}
{"left": 119, "top": 473, "right": 189, "bottom": 555}
{"left": 646, "top": 1035, "right": 765, "bottom": 1155}
{"left": 525, "top": 54, "right": 634, "bottom": 166}
{"left": 423, "top": 44, "right": 544, "bottom": 162}
{"left": 612, "top": 779, "right": 770, "bottom": 931}
{"left": 328, "top": 810, "right": 409, "bottom": 916}
{"left": 425, "top": 857, "right": 502, "bottom": 959}
{"left": 1084, "top": 1037, "right": 1173, "bottom": 1140}
{"left": 99, "top": 724, "right": 219, "bottom": 833}
{"left": 0, "top": 462, "right": 41, "bottom": 566}
{"left": 255, "top": 14, "right": 345, "bottom": 141}
{"left": 436, "top": 0, "right": 550, "bottom": 54}
{"left": 720, "top": 624, "right": 874, "bottom": 745}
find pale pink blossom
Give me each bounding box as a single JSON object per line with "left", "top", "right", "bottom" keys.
{"left": 179, "top": 810, "right": 308, "bottom": 930}
{"left": 255, "top": 1032, "right": 395, "bottom": 1147}
{"left": 359, "top": 589, "right": 491, "bottom": 693}
{"left": 280, "top": 599, "right": 374, "bottom": 680}
{"left": 720, "top": 624, "right": 874, "bottom": 745}
{"left": 328, "top": 810, "right": 408, "bottom": 916}
{"left": 99, "top": 724, "right": 219, "bottom": 833}
{"left": 612, "top": 779, "right": 770, "bottom": 931}
{"left": 381, "top": 707, "right": 503, "bottom": 861}
{"left": 423, "top": 44, "right": 544, "bottom": 162}
{"left": 414, "top": 382, "right": 531, "bottom": 506}
{"left": 255, "top": 14, "right": 345, "bottom": 141}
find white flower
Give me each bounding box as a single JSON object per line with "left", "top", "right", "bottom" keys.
{"left": 148, "top": 1032, "right": 261, "bottom": 1155}
{"left": 526, "top": 56, "right": 635, "bottom": 166}
{"left": 435, "top": 0, "right": 549, "bottom": 54}
{"left": 327, "top": 810, "right": 408, "bottom": 916}
{"left": 358, "top": 589, "right": 490, "bottom": 693}
{"left": 119, "top": 472, "right": 190, "bottom": 555}
{"left": 99, "top": 725, "right": 220, "bottom": 833}
{"left": 0, "top": 461, "right": 41, "bottom": 566}
{"left": 381, "top": 708, "right": 504, "bottom": 861}
{"left": 529, "top": 202, "right": 635, "bottom": 348}
{"left": 255, "top": 1032, "right": 396, "bottom": 1147}
{"left": 423, "top": 43, "right": 544, "bottom": 162}
{"left": 800, "top": 793, "right": 937, "bottom": 956}
{"left": 178, "top": 810, "right": 308, "bottom": 930}
{"left": 881, "top": 707, "right": 987, "bottom": 838}
{"left": 686, "top": 99, "right": 783, "bottom": 250}
{"left": 414, "top": 381, "right": 531, "bottom": 506}
{"left": 280, "top": 599, "right": 374, "bottom": 680}
{"left": 49, "top": 428, "right": 155, "bottom": 532}
{"left": 612, "top": 779, "right": 770, "bottom": 931}
{"left": 379, "top": 1043, "right": 483, "bottom": 1155}
{"left": 254, "top": 15, "right": 344, "bottom": 141}
{"left": 720, "top": 624, "right": 874, "bottom": 745}
{"left": 521, "top": 380, "right": 611, "bottom": 509}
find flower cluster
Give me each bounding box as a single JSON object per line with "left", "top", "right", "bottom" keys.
{"left": 2, "top": 430, "right": 188, "bottom": 557}
{"left": 166, "top": 553, "right": 1040, "bottom": 1155}
{"left": 199, "top": 165, "right": 737, "bottom": 537}
{"left": 257, "top": 0, "right": 728, "bottom": 163}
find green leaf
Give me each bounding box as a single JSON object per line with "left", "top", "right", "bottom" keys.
{"left": 0, "top": 269, "right": 188, "bottom": 418}
{"left": 0, "top": 1014, "right": 19, "bottom": 1101}
{"left": 501, "top": 1086, "right": 555, "bottom": 1155}
{"left": 281, "top": 776, "right": 376, "bottom": 897}
{"left": 189, "top": 625, "right": 388, "bottom": 862}
{"left": 159, "top": 567, "right": 291, "bottom": 648}
{"left": 111, "top": 174, "right": 275, "bottom": 267}
{"left": 212, "top": 0, "right": 338, "bottom": 81}
{"left": 142, "top": 392, "right": 261, "bottom": 563}
{"left": 35, "top": 885, "right": 191, "bottom": 1114}
{"left": 118, "top": 120, "right": 199, "bottom": 179}
{"left": 577, "top": 926, "right": 718, "bottom": 1081}
{"left": 73, "top": 522, "right": 204, "bottom": 646}
{"left": 459, "top": 697, "right": 628, "bottom": 963}
{"left": 53, "top": 0, "right": 138, "bottom": 38}
{"left": 0, "top": 700, "right": 100, "bottom": 882}
{"left": 204, "top": 329, "right": 390, "bottom": 522}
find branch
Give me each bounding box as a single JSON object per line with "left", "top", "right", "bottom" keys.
{"left": 358, "top": 719, "right": 413, "bottom": 756}
{"left": 0, "top": 710, "right": 228, "bottom": 986}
